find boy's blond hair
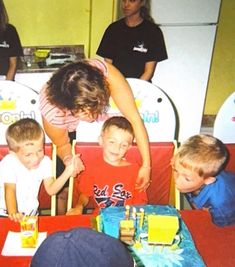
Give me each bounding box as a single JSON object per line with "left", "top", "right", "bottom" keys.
{"left": 6, "top": 118, "right": 44, "bottom": 152}
{"left": 174, "top": 134, "right": 228, "bottom": 178}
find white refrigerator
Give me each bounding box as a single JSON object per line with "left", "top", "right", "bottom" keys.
{"left": 151, "top": 0, "right": 221, "bottom": 142}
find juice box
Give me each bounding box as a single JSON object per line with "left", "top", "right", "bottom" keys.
{"left": 20, "top": 216, "right": 38, "bottom": 248}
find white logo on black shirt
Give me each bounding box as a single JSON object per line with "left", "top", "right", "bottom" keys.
{"left": 0, "top": 41, "right": 10, "bottom": 48}
{"left": 133, "top": 41, "right": 147, "bottom": 53}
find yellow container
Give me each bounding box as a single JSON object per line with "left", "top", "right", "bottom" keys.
{"left": 20, "top": 216, "right": 38, "bottom": 248}
{"left": 34, "top": 49, "right": 50, "bottom": 58}
{"left": 148, "top": 215, "right": 179, "bottom": 245}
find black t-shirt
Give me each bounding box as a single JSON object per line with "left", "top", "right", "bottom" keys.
{"left": 97, "top": 19, "right": 167, "bottom": 78}
{"left": 0, "top": 24, "right": 23, "bottom": 75}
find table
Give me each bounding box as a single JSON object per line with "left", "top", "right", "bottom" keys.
{"left": 1, "top": 210, "right": 235, "bottom": 267}
{"left": 0, "top": 215, "right": 92, "bottom": 267}
{"left": 181, "top": 210, "right": 235, "bottom": 267}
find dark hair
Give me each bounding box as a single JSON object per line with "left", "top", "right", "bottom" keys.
{"left": 102, "top": 116, "right": 134, "bottom": 137}
{"left": 0, "top": 0, "right": 9, "bottom": 32}
{"left": 46, "top": 60, "right": 110, "bottom": 118}
{"left": 30, "top": 228, "right": 134, "bottom": 267}
{"left": 140, "top": 0, "right": 155, "bottom": 23}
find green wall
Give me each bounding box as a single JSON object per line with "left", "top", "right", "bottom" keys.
{"left": 5, "top": 0, "right": 235, "bottom": 115}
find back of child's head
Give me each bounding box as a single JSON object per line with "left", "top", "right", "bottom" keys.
{"left": 31, "top": 228, "right": 134, "bottom": 267}
{"left": 174, "top": 134, "right": 228, "bottom": 178}
{"left": 6, "top": 118, "right": 44, "bottom": 152}
{"left": 102, "top": 116, "right": 134, "bottom": 137}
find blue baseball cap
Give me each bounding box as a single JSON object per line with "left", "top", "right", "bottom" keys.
{"left": 30, "top": 227, "right": 134, "bottom": 267}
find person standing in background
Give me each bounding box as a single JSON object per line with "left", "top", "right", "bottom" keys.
{"left": 0, "top": 0, "right": 23, "bottom": 80}
{"left": 97, "top": 0, "right": 167, "bottom": 82}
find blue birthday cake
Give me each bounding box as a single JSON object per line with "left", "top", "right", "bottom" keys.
{"left": 99, "top": 205, "right": 205, "bottom": 267}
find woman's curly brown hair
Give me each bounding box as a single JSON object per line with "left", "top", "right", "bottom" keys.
{"left": 46, "top": 60, "right": 110, "bottom": 118}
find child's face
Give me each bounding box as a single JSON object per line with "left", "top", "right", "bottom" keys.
{"left": 14, "top": 138, "right": 44, "bottom": 170}
{"left": 100, "top": 126, "right": 133, "bottom": 166}
{"left": 172, "top": 161, "right": 206, "bottom": 193}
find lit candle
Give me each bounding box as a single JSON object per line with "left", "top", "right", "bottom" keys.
{"left": 125, "top": 205, "right": 130, "bottom": 220}
{"left": 139, "top": 208, "right": 144, "bottom": 229}
{"left": 132, "top": 207, "right": 137, "bottom": 220}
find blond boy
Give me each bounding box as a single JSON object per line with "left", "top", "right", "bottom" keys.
{"left": 0, "top": 118, "right": 80, "bottom": 222}
{"left": 172, "top": 134, "right": 235, "bottom": 227}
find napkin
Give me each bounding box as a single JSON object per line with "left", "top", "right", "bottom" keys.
{"left": 1, "top": 231, "right": 47, "bottom": 256}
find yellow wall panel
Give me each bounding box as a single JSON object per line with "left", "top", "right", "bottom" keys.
{"left": 90, "top": 0, "right": 117, "bottom": 58}
{"left": 204, "top": 0, "right": 235, "bottom": 114}
{"left": 5, "top": 0, "right": 91, "bottom": 56}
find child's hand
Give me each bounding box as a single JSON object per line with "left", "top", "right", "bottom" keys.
{"left": 66, "top": 205, "right": 83, "bottom": 216}
{"left": 64, "top": 155, "right": 85, "bottom": 177}
{"left": 8, "top": 212, "right": 24, "bottom": 222}
{"left": 64, "top": 154, "right": 85, "bottom": 177}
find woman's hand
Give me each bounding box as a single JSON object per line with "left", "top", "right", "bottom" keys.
{"left": 106, "top": 62, "right": 151, "bottom": 191}
{"left": 135, "top": 166, "right": 151, "bottom": 191}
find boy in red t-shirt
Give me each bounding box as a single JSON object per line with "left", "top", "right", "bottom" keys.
{"left": 67, "top": 116, "right": 147, "bottom": 215}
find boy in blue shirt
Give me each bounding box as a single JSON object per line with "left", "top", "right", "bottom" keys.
{"left": 172, "top": 134, "right": 235, "bottom": 227}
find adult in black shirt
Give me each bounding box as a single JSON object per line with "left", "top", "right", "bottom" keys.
{"left": 97, "top": 0, "right": 167, "bottom": 82}
{"left": 0, "top": 0, "right": 23, "bottom": 80}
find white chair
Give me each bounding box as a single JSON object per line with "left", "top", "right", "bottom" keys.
{"left": 213, "top": 92, "right": 235, "bottom": 143}
{"left": 77, "top": 78, "right": 177, "bottom": 142}
{"left": 67, "top": 140, "right": 76, "bottom": 212}
{"left": 0, "top": 80, "right": 51, "bottom": 144}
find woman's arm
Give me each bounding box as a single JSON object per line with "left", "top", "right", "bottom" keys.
{"left": 139, "top": 61, "right": 157, "bottom": 81}
{"left": 42, "top": 116, "right": 72, "bottom": 161}
{"left": 41, "top": 115, "right": 84, "bottom": 178}
{"left": 6, "top": 57, "right": 17, "bottom": 81}
{"left": 104, "top": 58, "right": 113, "bottom": 64}
{"left": 106, "top": 62, "right": 151, "bottom": 190}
